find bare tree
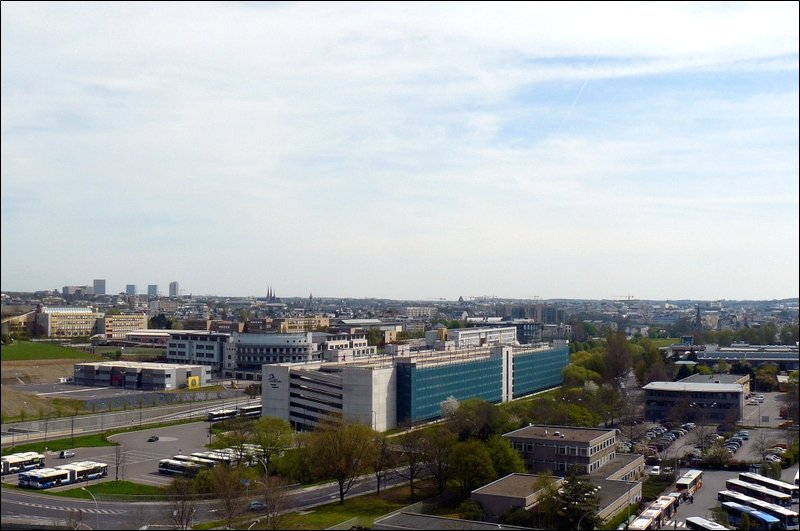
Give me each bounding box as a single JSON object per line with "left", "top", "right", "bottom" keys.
{"left": 395, "top": 426, "right": 428, "bottom": 503}
{"left": 373, "top": 432, "right": 395, "bottom": 495}
{"left": 167, "top": 477, "right": 200, "bottom": 530}
{"left": 211, "top": 464, "right": 248, "bottom": 529}
{"left": 114, "top": 445, "right": 128, "bottom": 481}
{"left": 65, "top": 509, "right": 83, "bottom": 530}
{"left": 261, "top": 474, "right": 292, "bottom": 530}
{"left": 750, "top": 431, "right": 779, "bottom": 460}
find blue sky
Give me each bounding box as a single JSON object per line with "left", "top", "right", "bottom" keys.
{"left": 2, "top": 1, "right": 798, "bottom": 301}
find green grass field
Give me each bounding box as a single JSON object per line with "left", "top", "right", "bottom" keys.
{"left": 0, "top": 341, "right": 100, "bottom": 361}
{"left": 52, "top": 480, "right": 166, "bottom": 499}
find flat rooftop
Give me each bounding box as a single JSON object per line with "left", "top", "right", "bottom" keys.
{"left": 642, "top": 381, "right": 743, "bottom": 393}
{"left": 504, "top": 424, "right": 615, "bottom": 443}
{"left": 472, "top": 473, "right": 550, "bottom": 498}
{"left": 679, "top": 373, "right": 747, "bottom": 384}
{"left": 74, "top": 361, "right": 209, "bottom": 370}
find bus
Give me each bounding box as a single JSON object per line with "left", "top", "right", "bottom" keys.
{"left": 676, "top": 470, "right": 704, "bottom": 496}
{"left": 740, "top": 472, "right": 800, "bottom": 501}
{"left": 1, "top": 452, "right": 46, "bottom": 475}
{"left": 173, "top": 455, "right": 217, "bottom": 469}
{"left": 627, "top": 515, "right": 656, "bottom": 531}
{"left": 718, "top": 490, "right": 799, "bottom": 530}
{"left": 192, "top": 451, "right": 233, "bottom": 465}
{"left": 206, "top": 408, "right": 237, "bottom": 422}
{"left": 795, "top": 470, "right": 799, "bottom": 487}
{"left": 726, "top": 478, "right": 793, "bottom": 507}
{"left": 685, "top": 517, "right": 730, "bottom": 530}
{"left": 62, "top": 461, "right": 108, "bottom": 481}
{"left": 720, "top": 501, "right": 782, "bottom": 531}
{"left": 18, "top": 468, "right": 72, "bottom": 489}
{"left": 237, "top": 404, "right": 261, "bottom": 418}
{"left": 158, "top": 459, "right": 200, "bottom": 477}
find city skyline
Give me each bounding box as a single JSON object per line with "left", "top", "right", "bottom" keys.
{"left": 2, "top": 2, "right": 798, "bottom": 301}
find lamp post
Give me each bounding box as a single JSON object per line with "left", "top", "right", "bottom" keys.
{"left": 81, "top": 487, "right": 99, "bottom": 530}
{"left": 689, "top": 402, "right": 717, "bottom": 455}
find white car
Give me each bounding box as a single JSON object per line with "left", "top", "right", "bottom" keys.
{"left": 764, "top": 454, "right": 781, "bottom": 463}
{"left": 651, "top": 465, "right": 661, "bottom": 475}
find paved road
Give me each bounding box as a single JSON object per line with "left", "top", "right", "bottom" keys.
{"left": 1, "top": 420, "right": 414, "bottom": 529}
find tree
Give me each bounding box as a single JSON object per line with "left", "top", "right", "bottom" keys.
{"left": 450, "top": 398, "right": 514, "bottom": 441}
{"left": 448, "top": 439, "right": 496, "bottom": 497}
{"left": 251, "top": 416, "right": 293, "bottom": 470}
{"left": 531, "top": 471, "right": 560, "bottom": 530}
{"left": 556, "top": 468, "right": 600, "bottom": 530}
{"left": 486, "top": 435, "right": 525, "bottom": 477}
{"left": 209, "top": 464, "right": 248, "bottom": 530}
{"left": 459, "top": 499, "right": 485, "bottom": 521}
{"left": 261, "top": 474, "right": 292, "bottom": 530}
{"left": 366, "top": 327, "right": 383, "bottom": 346}
{"left": 440, "top": 395, "right": 460, "bottom": 418}
{"left": 373, "top": 432, "right": 396, "bottom": 495}
{"left": 308, "top": 418, "right": 376, "bottom": 504}
{"left": 114, "top": 444, "right": 127, "bottom": 481}
{"left": 422, "top": 428, "right": 456, "bottom": 495}
{"left": 396, "top": 426, "right": 428, "bottom": 503}
{"left": 604, "top": 330, "right": 633, "bottom": 386}
{"left": 750, "top": 431, "right": 779, "bottom": 461}
{"left": 167, "top": 477, "right": 199, "bottom": 530}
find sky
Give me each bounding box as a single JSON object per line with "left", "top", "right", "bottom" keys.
{"left": 1, "top": 2, "right": 798, "bottom": 301}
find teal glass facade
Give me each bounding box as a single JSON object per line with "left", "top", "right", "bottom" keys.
{"left": 512, "top": 346, "right": 569, "bottom": 398}
{"left": 396, "top": 345, "right": 569, "bottom": 424}
{"left": 397, "top": 356, "right": 503, "bottom": 424}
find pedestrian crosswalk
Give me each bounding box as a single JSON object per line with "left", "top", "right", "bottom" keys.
{"left": 661, "top": 519, "right": 687, "bottom": 529}
{"left": 12, "top": 500, "right": 126, "bottom": 515}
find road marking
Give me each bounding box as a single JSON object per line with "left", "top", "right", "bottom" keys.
{"left": 10, "top": 500, "right": 126, "bottom": 515}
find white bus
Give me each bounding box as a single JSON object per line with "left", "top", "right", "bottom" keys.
{"left": 676, "top": 469, "right": 704, "bottom": 496}
{"left": 237, "top": 404, "right": 262, "bottom": 418}
{"left": 206, "top": 408, "right": 237, "bottom": 422}
{"left": 1, "top": 452, "right": 46, "bottom": 475}
{"left": 173, "top": 455, "right": 217, "bottom": 469}
{"left": 59, "top": 461, "right": 109, "bottom": 482}
{"left": 158, "top": 459, "right": 200, "bottom": 477}
{"left": 18, "top": 467, "right": 72, "bottom": 489}
{"left": 739, "top": 472, "right": 800, "bottom": 501}
{"left": 685, "top": 516, "right": 730, "bottom": 530}
{"left": 726, "top": 478, "right": 792, "bottom": 507}
{"left": 718, "top": 490, "right": 799, "bottom": 530}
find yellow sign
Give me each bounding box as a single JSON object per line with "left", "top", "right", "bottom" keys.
{"left": 187, "top": 376, "right": 200, "bottom": 389}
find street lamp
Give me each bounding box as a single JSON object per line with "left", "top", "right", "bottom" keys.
{"left": 81, "top": 487, "right": 99, "bottom": 530}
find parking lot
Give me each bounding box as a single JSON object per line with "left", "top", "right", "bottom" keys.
{"left": 654, "top": 463, "right": 800, "bottom": 529}
{"left": 21, "top": 421, "right": 216, "bottom": 489}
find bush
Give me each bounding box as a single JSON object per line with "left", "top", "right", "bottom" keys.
{"left": 459, "top": 500, "right": 485, "bottom": 521}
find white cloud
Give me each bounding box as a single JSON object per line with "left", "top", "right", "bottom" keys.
{"left": 1, "top": 1, "right": 797, "bottom": 299}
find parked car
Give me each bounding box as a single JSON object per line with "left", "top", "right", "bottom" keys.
{"left": 147, "top": 435, "right": 159, "bottom": 442}
{"left": 651, "top": 465, "right": 661, "bottom": 475}
{"left": 764, "top": 454, "right": 781, "bottom": 463}
{"left": 60, "top": 450, "right": 75, "bottom": 459}
{"left": 747, "top": 399, "right": 759, "bottom": 405}
{"left": 248, "top": 501, "right": 267, "bottom": 511}
{"left": 768, "top": 447, "right": 786, "bottom": 454}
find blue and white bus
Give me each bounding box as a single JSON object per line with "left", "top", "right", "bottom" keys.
{"left": 718, "top": 490, "right": 799, "bottom": 530}
{"left": 158, "top": 459, "right": 200, "bottom": 477}
{"left": 720, "top": 501, "right": 782, "bottom": 531}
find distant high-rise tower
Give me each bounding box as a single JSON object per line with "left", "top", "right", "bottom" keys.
{"left": 169, "top": 281, "right": 179, "bottom": 298}
{"left": 93, "top": 279, "right": 106, "bottom": 296}
{"left": 147, "top": 284, "right": 158, "bottom": 297}
{"left": 126, "top": 284, "right": 137, "bottom": 296}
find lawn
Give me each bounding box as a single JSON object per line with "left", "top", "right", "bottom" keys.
{"left": 1, "top": 340, "right": 100, "bottom": 361}
{"left": 52, "top": 480, "right": 166, "bottom": 500}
